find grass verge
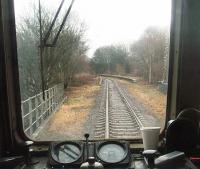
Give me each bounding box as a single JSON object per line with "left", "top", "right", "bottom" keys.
{"left": 118, "top": 79, "right": 167, "bottom": 125}
{"left": 36, "top": 76, "right": 100, "bottom": 140}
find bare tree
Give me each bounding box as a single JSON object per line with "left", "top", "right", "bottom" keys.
{"left": 16, "top": 4, "right": 88, "bottom": 99}
{"left": 129, "top": 27, "right": 169, "bottom": 84}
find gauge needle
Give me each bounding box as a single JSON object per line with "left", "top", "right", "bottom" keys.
{"left": 59, "top": 147, "right": 77, "bottom": 160}
{"left": 64, "top": 145, "right": 80, "bottom": 156}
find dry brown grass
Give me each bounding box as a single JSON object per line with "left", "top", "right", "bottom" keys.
{"left": 71, "top": 74, "right": 97, "bottom": 86}
{"left": 50, "top": 83, "right": 99, "bottom": 131}
{"left": 118, "top": 79, "right": 167, "bottom": 124}
{"left": 36, "top": 78, "right": 100, "bottom": 140}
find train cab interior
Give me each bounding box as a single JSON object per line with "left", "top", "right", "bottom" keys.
{"left": 0, "top": 0, "right": 200, "bottom": 168}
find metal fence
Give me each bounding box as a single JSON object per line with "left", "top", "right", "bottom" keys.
{"left": 21, "top": 83, "right": 64, "bottom": 137}
{"left": 158, "top": 82, "right": 168, "bottom": 94}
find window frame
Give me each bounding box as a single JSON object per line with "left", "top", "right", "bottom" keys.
{"left": 1, "top": 0, "right": 190, "bottom": 147}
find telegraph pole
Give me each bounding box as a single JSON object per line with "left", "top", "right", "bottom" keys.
{"left": 38, "top": 0, "right": 75, "bottom": 100}
{"left": 39, "top": 0, "right": 45, "bottom": 100}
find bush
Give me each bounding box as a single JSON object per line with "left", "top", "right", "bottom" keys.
{"left": 71, "top": 74, "right": 96, "bottom": 86}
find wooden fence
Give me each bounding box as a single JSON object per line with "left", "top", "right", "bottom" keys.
{"left": 21, "top": 83, "right": 64, "bottom": 137}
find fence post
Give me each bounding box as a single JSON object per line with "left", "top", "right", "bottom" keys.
{"left": 55, "top": 85, "right": 58, "bottom": 105}
{"left": 44, "top": 90, "right": 48, "bottom": 118}
{"left": 50, "top": 88, "right": 53, "bottom": 114}
{"left": 35, "top": 94, "right": 39, "bottom": 129}
{"left": 40, "top": 94, "right": 44, "bottom": 122}
{"left": 53, "top": 86, "right": 56, "bottom": 110}
{"left": 21, "top": 103, "right": 24, "bottom": 130}
{"left": 28, "top": 98, "right": 33, "bottom": 136}
{"left": 48, "top": 89, "right": 51, "bottom": 115}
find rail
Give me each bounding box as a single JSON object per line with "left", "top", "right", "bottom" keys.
{"left": 105, "top": 80, "right": 109, "bottom": 139}
{"left": 21, "top": 83, "right": 64, "bottom": 137}
{"left": 114, "top": 80, "right": 143, "bottom": 128}
{"left": 98, "top": 79, "right": 143, "bottom": 139}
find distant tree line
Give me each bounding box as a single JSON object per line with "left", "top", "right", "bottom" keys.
{"left": 90, "top": 26, "right": 169, "bottom": 84}
{"left": 90, "top": 45, "right": 129, "bottom": 75}
{"left": 17, "top": 5, "right": 89, "bottom": 100}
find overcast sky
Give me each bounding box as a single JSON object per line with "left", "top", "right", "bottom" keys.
{"left": 14, "top": 0, "right": 171, "bottom": 57}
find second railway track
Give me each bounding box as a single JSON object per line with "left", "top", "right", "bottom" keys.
{"left": 94, "top": 78, "right": 144, "bottom": 139}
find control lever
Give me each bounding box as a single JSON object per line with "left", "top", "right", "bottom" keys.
{"left": 23, "top": 141, "right": 38, "bottom": 166}
{"left": 84, "top": 133, "right": 90, "bottom": 160}
{"left": 24, "top": 140, "right": 33, "bottom": 166}
{"left": 80, "top": 157, "right": 104, "bottom": 169}
{"left": 81, "top": 134, "right": 104, "bottom": 169}
{"left": 142, "top": 150, "right": 159, "bottom": 169}
{"left": 0, "top": 156, "right": 24, "bottom": 168}
{"left": 155, "top": 151, "right": 197, "bottom": 169}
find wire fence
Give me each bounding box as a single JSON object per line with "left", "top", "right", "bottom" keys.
{"left": 21, "top": 83, "right": 64, "bottom": 137}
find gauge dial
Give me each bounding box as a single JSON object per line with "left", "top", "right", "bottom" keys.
{"left": 97, "top": 142, "right": 127, "bottom": 163}
{"left": 51, "top": 142, "right": 82, "bottom": 164}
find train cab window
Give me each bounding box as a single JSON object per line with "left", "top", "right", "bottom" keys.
{"left": 13, "top": 0, "right": 171, "bottom": 141}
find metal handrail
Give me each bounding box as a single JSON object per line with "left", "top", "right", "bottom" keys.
{"left": 21, "top": 83, "right": 64, "bottom": 137}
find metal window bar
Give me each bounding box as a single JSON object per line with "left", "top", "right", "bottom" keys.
{"left": 21, "top": 83, "right": 64, "bottom": 137}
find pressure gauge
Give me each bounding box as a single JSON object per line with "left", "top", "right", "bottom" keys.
{"left": 95, "top": 141, "right": 130, "bottom": 166}
{"left": 49, "top": 141, "right": 84, "bottom": 168}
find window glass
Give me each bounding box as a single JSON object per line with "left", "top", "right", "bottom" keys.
{"left": 14, "top": 0, "right": 171, "bottom": 141}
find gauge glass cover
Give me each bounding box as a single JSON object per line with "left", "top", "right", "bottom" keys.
{"left": 98, "top": 143, "right": 126, "bottom": 163}
{"left": 52, "top": 143, "right": 81, "bottom": 164}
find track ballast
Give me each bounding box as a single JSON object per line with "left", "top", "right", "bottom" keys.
{"left": 94, "top": 79, "right": 144, "bottom": 139}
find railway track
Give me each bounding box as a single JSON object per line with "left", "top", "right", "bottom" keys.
{"left": 94, "top": 78, "right": 144, "bottom": 139}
